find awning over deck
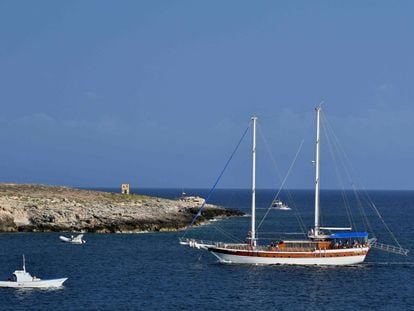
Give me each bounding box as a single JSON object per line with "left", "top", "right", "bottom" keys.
{"left": 330, "top": 232, "right": 368, "bottom": 239}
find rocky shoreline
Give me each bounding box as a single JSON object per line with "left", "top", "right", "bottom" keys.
{"left": 0, "top": 184, "right": 243, "bottom": 233}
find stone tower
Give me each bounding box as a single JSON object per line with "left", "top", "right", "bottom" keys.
{"left": 121, "top": 183, "right": 130, "bottom": 195}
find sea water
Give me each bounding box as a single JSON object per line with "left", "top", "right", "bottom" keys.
{"left": 0, "top": 189, "right": 413, "bottom": 310}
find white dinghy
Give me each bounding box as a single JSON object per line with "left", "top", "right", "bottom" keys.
{"left": 0, "top": 255, "right": 67, "bottom": 288}
{"left": 59, "top": 234, "right": 86, "bottom": 244}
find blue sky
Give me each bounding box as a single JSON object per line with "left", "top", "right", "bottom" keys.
{"left": 0, "top": 1, "right": 413, "bottom": 189}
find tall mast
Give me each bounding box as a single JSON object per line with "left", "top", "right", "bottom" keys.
{"left": 251, "top": 117, "right": 257, "bottom": 246}
{"left": 314, "top": 106, "right": 321, "bottom": 237}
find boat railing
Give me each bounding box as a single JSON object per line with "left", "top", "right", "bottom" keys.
{"left": 179, "top": 237, "right": 216, "bottom": 247}
{"left": 371, "top": 241, "right": 409, "bottom": 256}
{"left": 180, "top": 238, "right": 251, "bottom": 249}
{"left": 180, "top": 237, "right": 373, "bottom": 253}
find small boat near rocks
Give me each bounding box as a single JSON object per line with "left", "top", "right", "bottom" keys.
{"left": 0, "top": 255, "right": 67, "bottom": 288}
{"left": 59, "top": 234, "right": 86, "bottom": 244}
{"left": 178, "top": 192, "right": 206, "bottom": 205}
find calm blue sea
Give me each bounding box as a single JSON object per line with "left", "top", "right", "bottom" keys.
{"left": 0, "top": 189, "right": 413, "bottom": 310}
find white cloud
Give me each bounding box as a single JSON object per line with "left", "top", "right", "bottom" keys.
{"left": 17, "top": 112, "right": 56, "bottom": 125}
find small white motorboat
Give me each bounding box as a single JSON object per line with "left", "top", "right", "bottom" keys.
{"left": 59, "top": 234, "right": 86, "bottom": 244}
{"left": 0, "top": 255, "right": 67, "bottom": 288}
{"left": 271, "top": 199, "right": 291, "bottom": 210}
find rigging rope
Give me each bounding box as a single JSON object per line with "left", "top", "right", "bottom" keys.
{"left": 321, "top": 113, "right": 356, "bottom": 230}
{"left": 213, "top": 225, "right": 244, "bottom": 243}
{"left": 256, "top": 123, "right": 306, "bottom": 233}
{"left": 368, "top": 203, "right": 403, "bottom": 249}
{"left": 321, "top": 110, "right": 405, "bottom": 250}
{"left": 324, "top": 115, "right": 374, "bottom": 235}
{"left": 352, "top": 185, "right": 375, "bottom": 236}
{"left": 321, "top": 112, "right": 375, "bottom": 235}
{"left": 181, "top": 122, "right": 251, "bottom": 237}
{"left": 257, "top": 137, "right": 305, "bottom": 231}
{"left": 361, "top": 189, "right": 403, "bottom": 248}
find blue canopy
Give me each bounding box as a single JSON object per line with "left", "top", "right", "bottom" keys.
{"left": 330, "top": 232, "right": 368, "bottom": 239}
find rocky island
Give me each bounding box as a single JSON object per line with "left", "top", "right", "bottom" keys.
{"left": 0, "top": 184, "right": 243, "bottom": 233}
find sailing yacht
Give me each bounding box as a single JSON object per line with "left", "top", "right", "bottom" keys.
{"left": 182, "top": 107, "right": 376, "bottom": 265}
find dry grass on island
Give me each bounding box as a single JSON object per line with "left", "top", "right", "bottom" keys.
{"left": 0, "top": 183, "right": 243, "bottom": 233}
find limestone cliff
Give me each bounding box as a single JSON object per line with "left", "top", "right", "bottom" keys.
{"left": 0, "top": 184, "right": 243, "bottom": 233}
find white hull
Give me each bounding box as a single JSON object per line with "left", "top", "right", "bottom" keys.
{"left": 59, "top": 235, "right": 85, "bottom": 244}
{"left": 209, "top": 247, "right": 369, "bottom": 266}
{"left": 0, "top": 278, "right": 67, "bottom": 288}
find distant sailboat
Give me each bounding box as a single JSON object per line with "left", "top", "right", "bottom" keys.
{"left": 181, "top": 106, "right": 409, "bottom": 265}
